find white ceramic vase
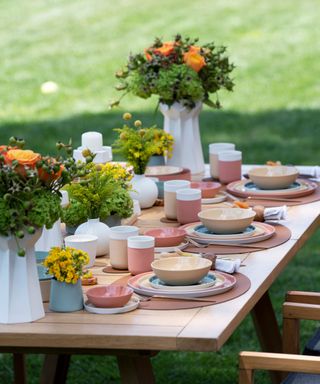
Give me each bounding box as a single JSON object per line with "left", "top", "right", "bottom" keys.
{"left": 130, "top": 174, "right": 158, "bottom": 209}
{"left": 160, "top": 101, "right": 205, "bottom": 175}
{"left": 0, "top": 231, "right": 45, "bottom": 324}
{"left": 75, "top": 218, "right": 110, "bottom": 256}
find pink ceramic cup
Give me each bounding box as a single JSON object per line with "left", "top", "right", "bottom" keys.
{"left": 127, "top": 236, "right": 155, "bottom": 276}
{"left": 218, "top": 150, "right": 242, "bottom": 184}
{"left": 176, "top": 188, "right": 202, "bottom": 224}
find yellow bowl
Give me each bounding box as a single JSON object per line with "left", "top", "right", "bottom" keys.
{"left": 198, "top": 207, "right": 256, "bottom": 234}
{"left": 248, "top": 166, "right": 299, "bottom": 189}
{"left": 151, "top": 256, "right": 212, "bottom": 286}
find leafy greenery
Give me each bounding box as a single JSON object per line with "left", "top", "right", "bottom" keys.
{"left": 62, "top": 162, "right": 133, "bottom": 225}
{"left": 114, "top": 34, "right": 234, "bottom": 109}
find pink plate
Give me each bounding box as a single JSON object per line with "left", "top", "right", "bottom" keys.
{"left": 127, "top": 271, "right": 236, "bottom": 298}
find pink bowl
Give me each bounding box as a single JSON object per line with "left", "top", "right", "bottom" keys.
{"left": 144, "top": 228, "right": 187, "bottom": 247}
{"left": 191, "top": 181, "right": 221, "bottom": 198}
{"left": 86, "top": 285, "right": 133, "bottom": 308}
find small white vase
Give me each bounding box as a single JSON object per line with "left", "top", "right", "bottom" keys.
{"left": 160, "top": 101, "right": 205, "bottom": 175}
{"left": 130, "top": 174, "right": 158, "bottom": 209}
{"left": 0, "top": 231, "right": 45, "bottom": 324}
{"left": 75, "top": 218, "right": 110, "bottom": 256}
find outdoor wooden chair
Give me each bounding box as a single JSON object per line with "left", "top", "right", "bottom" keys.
{"left": 239, "top": 290, "right": 320, "bottom": 384}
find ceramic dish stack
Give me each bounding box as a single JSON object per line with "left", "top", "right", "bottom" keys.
{"left": 127, "top": 270, "right": 237, "bottom": 298}
{"left": 227, "top": 166, "right": 317, "bottom": 199}
{"left": 181, "top": 221, "right": 276, "bottom": 245}
{"left": 127, "top": 257, "right": 237, "bottom": 298}
{"left": 180, "top": 207, "right": 276, "bottom": 245}
{"left": 84, "top": 285, "right": 140, "bottom": 314}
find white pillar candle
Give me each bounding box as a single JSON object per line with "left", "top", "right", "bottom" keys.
{"left": 81, "top": 132, "right": 103, "bottom": 152}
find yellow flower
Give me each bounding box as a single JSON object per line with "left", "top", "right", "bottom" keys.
{"left": 123, "top": 112, "right": 132, "bottom": 120}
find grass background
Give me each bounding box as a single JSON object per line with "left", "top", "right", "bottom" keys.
{"left": 0, "top": 0, "right": 319, "bottom": 382}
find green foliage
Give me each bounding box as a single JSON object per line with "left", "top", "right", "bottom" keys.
{"left": 0, "top": 198, "right": 12, "bottom": 236}
{"left": 62, "top": 162, "right": 133, "bottom": 226}
{"left": 28, "top": 190, "right": 61, "bottom": 229}
{"left": 61, "top": 199, "right": 88, "bottom": 227}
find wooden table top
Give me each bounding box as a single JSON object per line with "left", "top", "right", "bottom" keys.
{"left": 0, "top": 201, "right": 319, "bottom": 353}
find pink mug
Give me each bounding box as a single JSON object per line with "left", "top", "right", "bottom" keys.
{"left": 218, "top": 150, "right": 242, "bottom": 184}
{"left": 176, "top": 188, "right": 202, "bottom": 224}
{"left": 127, "top": 236, "right": 155, "bottom": 276}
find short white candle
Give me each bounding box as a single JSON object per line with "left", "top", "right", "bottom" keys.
{"left": 81, "top": 132, "right": 103, "bottom": 152}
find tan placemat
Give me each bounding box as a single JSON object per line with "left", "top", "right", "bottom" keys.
{"left": 113, "top": 273, "right": 250, "bottom": 310}
{"left": 103, "top": 266, "right": 129, "bottom": 274}
{"left": 184, "top": 224, "right": 291, "bottom": 254}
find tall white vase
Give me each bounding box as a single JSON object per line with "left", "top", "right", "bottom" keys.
{"left": 75, "top": 218, "right": 110, "bottom": 256}
{"left": 130, "top": 174, "right": 158, "bottom": 209}
{"left": 0, "top": 231, "right": 45, "bottom": 324}
{"left": 160, "top": 101, "right": 205, "bottom": 175}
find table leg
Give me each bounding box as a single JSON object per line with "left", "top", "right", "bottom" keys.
{"left": 117, "top": 352, "right": 156, "bottom": 384}
{"left": 40, "top": 354, "right": 70, "bottom": 384}
{"left": 13, "top": 353, "right": 27, "bottom": 384}
{"left": 251, "top": 290, "right": 283, "bottom": 384}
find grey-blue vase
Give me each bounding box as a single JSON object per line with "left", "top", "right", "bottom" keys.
{"left": 49, "top": 279, "right": 83, "bottom": 312}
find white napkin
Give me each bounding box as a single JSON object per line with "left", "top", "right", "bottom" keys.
{"left": 264, "top": 206, "right": 287, "bottom": 222}
{"left": 215, "top": 258, "right": 241, "bottom": 274}
{"left": 296, "top": 166, "right": 320, "bottom": 181}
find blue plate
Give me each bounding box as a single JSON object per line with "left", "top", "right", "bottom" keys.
{"left": 244, "top": 181, "right": 300, "bottom": 191}
{"left": 149, "top": 273, "right": 216, "bottom": 288}
{"left": 194, "top": 224, "right": 255, "bottom": 236}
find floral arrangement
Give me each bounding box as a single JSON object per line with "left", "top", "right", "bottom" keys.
{"left": 62, "top": 161, "right": 133, "bottom": 227}
{"left": 112, "top": 113, "right": 173, "bottom": 174}
{"left": 0, "top": 137, "right": 83, "bottom": 255}
{"left": 112, "top": 34, "right": 235, "bottom": 109}
{"left": 43, "top": 246, "right": 89, "bottom": 284}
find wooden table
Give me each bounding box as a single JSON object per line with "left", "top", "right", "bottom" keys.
{"left": 1, "top": 201, "right": 319, "bottom": 384}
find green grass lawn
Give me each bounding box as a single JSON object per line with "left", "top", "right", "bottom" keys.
{"left": 0, "top": 0, "right": 320, "bottom": 382}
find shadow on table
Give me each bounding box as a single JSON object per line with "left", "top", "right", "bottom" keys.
{"left": 0, "top": 108, "right": 319, "bottom": 164}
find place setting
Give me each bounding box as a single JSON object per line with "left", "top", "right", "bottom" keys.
{"left": 181, "top": 207, "right": 291, "bottom": 254}
{"left": 226, "top": 165, "right": 320, "bottom": 207}
{"left": 113, "top": 255, "right": 251, "bottom": 310}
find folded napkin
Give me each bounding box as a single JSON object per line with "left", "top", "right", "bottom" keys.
{"left": 202, "top": 253, "right": 241, "bottom": 274}
{"left": 264, "top": 206, "right": 287, "bottom": 222}
{"left": 296, "top": 166, "right": 320, "bottom": 181}
{"left": 215, "top": 258, "right": 241, "bottom": 274}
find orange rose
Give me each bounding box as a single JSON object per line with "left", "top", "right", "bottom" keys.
{"left": 145, "top": 41, "right": 175, "bottom": 60}
{"left": 183, "top": 50, "right": 206, "bottom": 72}
{"left": 5, "top": 149, "right": 41, "bottom": 176}
{"left": 6, "top": 149, "right": 41, "bottom": 167}
{"left": 38, "top": 162, "right": 64, "bottom": 183}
